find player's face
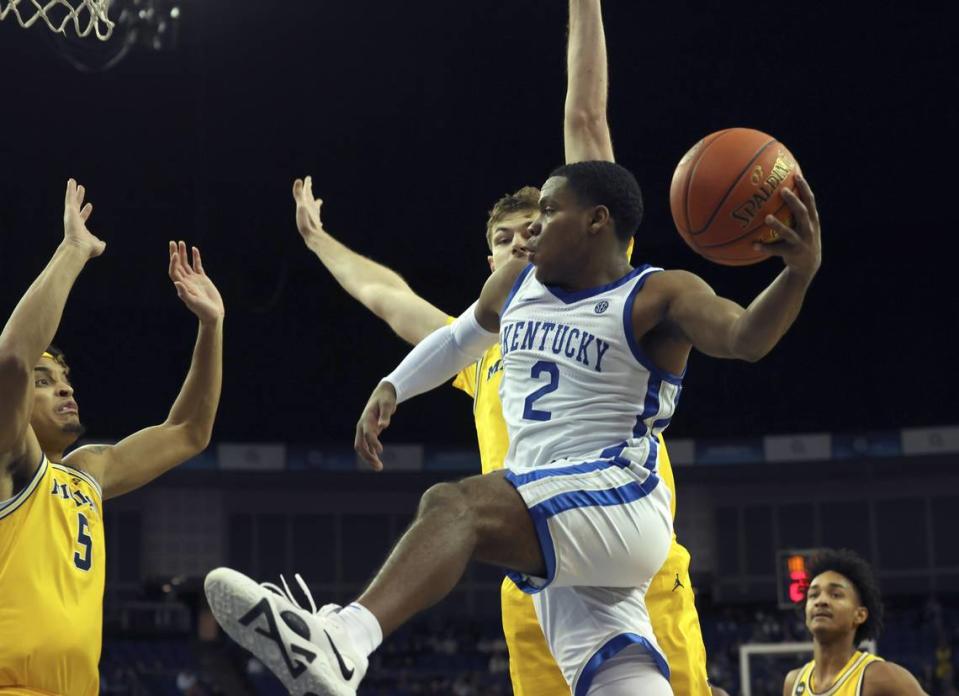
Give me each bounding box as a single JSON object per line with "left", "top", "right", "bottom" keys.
{"left": 804, "top": 570, "right": 867, "bottom": 642}
{"left": 488, "top": 211, "right": 537, "bottom": 272}
{"left": 526, "top": 176, "right": 591, "bottom": 284}
{"left": 30, "top": 356, "right": 84, "bottom": 451}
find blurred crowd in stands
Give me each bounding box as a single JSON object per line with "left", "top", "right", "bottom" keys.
{"left": 98, "top": 590, "right": 958, "bottom": 695}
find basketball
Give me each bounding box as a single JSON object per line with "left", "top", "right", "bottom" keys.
{"left": 669, "top": 128, "right": 801, "bottom": 266}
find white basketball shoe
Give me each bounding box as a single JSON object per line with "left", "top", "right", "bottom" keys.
{"left": 204, "top": 567, "right": 367, "bottom": 696}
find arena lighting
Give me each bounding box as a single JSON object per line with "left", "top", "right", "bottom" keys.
{"left": 776, "top": 549, "right": 816, "bottom": 609}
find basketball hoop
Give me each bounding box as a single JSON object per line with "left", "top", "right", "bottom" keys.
{"left": 3, "top": 0, "right": 181, "bottom": 72}
{"left": 0, "top": 0, "right": 116, "bottom": 40}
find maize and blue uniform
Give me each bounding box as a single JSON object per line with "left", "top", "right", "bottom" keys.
{"left": 0, "top": 454, "right": 105, "bottom": 696}
{"left": 790, "top": 651, "right": 884, "bottom": 696}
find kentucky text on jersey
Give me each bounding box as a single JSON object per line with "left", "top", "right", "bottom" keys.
{"left": 500, "top": 320, "right": 612, "bottom": 372}
{"left": 498, "top": 264, "right": 683, "bottom": 471}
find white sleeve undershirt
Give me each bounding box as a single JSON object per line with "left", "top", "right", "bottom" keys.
{"left": 383, "top": 302, "right": 499, "bottom": 404}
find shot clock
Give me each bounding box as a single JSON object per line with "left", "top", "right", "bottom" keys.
{"left": 777, "top": 549, "right": 817, "bottom": 609}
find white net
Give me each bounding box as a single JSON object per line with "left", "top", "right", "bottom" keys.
{"left": 0, "top": 0, "right": 115, "bottom": 40}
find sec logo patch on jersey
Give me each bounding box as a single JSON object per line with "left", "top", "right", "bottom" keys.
{"left": 594, "top": 300, "right": 609, "bottom": 314}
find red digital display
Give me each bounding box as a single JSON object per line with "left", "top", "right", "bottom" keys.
{"left": 787, "top": 554, "right": 810, "bottom": 602}
{"left": 777, "top": 549, "right": 816, "bottom": 609}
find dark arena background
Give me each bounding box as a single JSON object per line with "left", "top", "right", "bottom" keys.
{"left": 2, "top": 1, "right": 958, "bottom": 694}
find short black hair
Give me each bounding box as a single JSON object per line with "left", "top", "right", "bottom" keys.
{"left": 549, "top": 161, "right": 644, "bottom": 242}
{"left": 806, "top": 548, "right": 884, "bottom": 643}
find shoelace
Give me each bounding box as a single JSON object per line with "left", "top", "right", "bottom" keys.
{"left": 261, "top": 573, "right": 320, "bottom": 614}
{"left": 261, "top": 573, "right": 343, "bottom": 621}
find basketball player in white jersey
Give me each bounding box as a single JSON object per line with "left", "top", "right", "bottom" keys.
{"left": 204, "top": 160, "right": 821, "bottom": 695}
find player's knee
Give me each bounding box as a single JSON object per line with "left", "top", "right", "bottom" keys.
{"left": 417, "top": 482, "right": 473, "bottom": 525}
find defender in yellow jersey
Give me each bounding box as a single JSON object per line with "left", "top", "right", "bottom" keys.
{"left": 0, "top": 180, "right": 224, "bottom": 695}
{"left": 0, "top": 457, "right": 104, "bottom": 695}
{"left": 286, "top": 2, "right": 722, "bottom": 691}
{"left": 789, "top": 653, "right": 884, "bottom": 696}
{"left": 783, "top": 549, "right": 926, "bottom": 696}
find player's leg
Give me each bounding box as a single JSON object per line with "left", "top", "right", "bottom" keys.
{"left": 647, "top": 542, "right": 714, "bottom": 696}
{"left": 500, "top": 578, "right": 568, "bottom": 696}
{"left": 356, "top": 470, "right": 544, "bottom": 636}
{"left": 505, "top": 454, "right": 673, "bottom": 695}
{"left": 587, "top": 645, "right": 673, "bottom": 695}
{"left": 534, "top": 584, "right": 674, "bottom": 694}
{"left": 506, "top": 455, "right": 672, "bottom": 592}
{"left": 205, "top": 470, "right": 543, "bottom": 695}
{"left": 501, "top": 448, "right": 672, "bottom": 696}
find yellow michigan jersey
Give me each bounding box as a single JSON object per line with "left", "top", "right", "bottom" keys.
{"left": 791, "top": 651, "right": 884, "bottom": 696}
{"left": 0, "top": 455, "right": 105, "bottom": 696}
{"left": 454, "top": 340, "right": 711, "bottom": 696}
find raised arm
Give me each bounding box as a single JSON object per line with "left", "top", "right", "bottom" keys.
{"left": 293, "top": 176, "right": 448, "bottom": 344}
{"left": 0, "top": 180, "right": 104, "bottom": 459}
{"left": 66, "top": 242, "right": 223, "bottom": 499}
{"left": 564, "top": 0, "right": 615, "bottom": 164}
{"left": 651, "top": 176, "right": 821, "bottom": 362}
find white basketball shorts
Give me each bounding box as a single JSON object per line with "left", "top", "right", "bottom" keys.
{"left": 503, "top": 449, "right": 673, "bottom": 694}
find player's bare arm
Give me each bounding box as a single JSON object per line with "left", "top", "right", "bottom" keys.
{"left": 293, "top": 176, "right": 448, "bottom": 345}
{"left": 0, "top": 180, "right": 103, "bottom": 470}
{"left": 355, "top": 254, "right": 530, "bottom": 470}
{"left": 862, "top": 661, "right": 929, "bottom": 696}
{"left": 638, "top": 174, "right": 821, "bottom": 366}
{"left": 564, "top": 0, "right": 614, "bottom": 163}
{"left": 782, "top": 668, "right": 800, "bottom": 696}
{"left": 65, "top": 241, "right": 223, "bottom": 499}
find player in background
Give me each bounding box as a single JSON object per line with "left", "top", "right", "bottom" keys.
{"left": 0, "top": 180, "right": 224, "bottom": 696}
{"left": 783, "top": 549, "right": 927, "bottom": 696}
{"left": 287, "top": 1, "right": 721, "bottom": 693}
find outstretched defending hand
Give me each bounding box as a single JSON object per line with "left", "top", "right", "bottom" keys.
{"left": 292, "top": 175, "right": 325, "bottom": 248}
{"left": 168, "top": 241, "right": 225, "bottom": 324}
{"left": 355, "top": 381, "right": 398, "bottom": 471}
{"left": 63, "top": 178, "right": 106, "bottom": 259}
{"left": 756, "top": 173, "right": 822, "bottom": 279}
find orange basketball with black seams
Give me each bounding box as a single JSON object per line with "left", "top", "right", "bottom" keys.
{"left": 669, "top": 128, "right": 801, "bottom": 266}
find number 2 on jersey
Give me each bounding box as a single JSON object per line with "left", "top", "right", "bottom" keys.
{"left": 74, "top": 512, "right": 92, "bottom": 571}
{"left": 523, "top": 360, "right": 559, "bottom": 421}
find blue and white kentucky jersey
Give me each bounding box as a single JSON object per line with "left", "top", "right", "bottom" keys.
{"left": 499, "top": 263, "right": 684, "bottom": 473}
